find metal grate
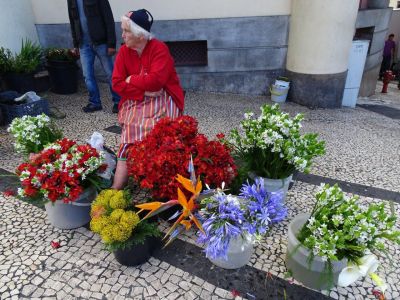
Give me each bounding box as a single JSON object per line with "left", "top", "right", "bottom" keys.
{"left": 165, "top": 40, "right": 208, "bottom": 66}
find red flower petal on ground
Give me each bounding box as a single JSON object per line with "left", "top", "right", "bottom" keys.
{"left": 372, "top": 290, "right": 385, "bottom": 300}
{"left": 231, "top": 289, "right": 240, "bottom": 297}
{"left": 3, "top": 189, "right": 16, "bottom": 197}
{"left": 50, "top": 241, "right": 61, "bottom": 249}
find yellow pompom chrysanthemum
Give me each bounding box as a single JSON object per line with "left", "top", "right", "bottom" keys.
{"left": 109, "top": 190, "right": 127, "bottom": 209}
{"left": 91, "top": 216, "right": 110, "bottom": 234}
{"left": 90, "top": 204, "right": 106, "bottom": 218}
{"left": 110, "top": 209, "right": 124, "bottom": 222}
{"left": 120, "top": 211, "right": 140, "bottom": 229}
{"left": 100, "top": 224, "right": 115, "bottom": 243}
{"left": 111, "top": 223, "right": 131, "bottom": 242}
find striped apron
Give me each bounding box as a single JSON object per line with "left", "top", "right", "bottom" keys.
{"left": 117, "top": 90, "right": 181, "bottom": 159}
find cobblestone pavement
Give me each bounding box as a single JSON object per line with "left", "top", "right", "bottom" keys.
{"left": 0, "top": 81, "right": 400, "bottom": 299}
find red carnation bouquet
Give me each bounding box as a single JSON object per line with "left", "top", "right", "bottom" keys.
{"left": 127, "top": 116, "right": 237, "bottom": 200}
{"left": 16, "top": 138, "right": 107, "bottom": 203}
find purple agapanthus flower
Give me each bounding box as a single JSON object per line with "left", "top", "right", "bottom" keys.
{"left": 197, "top": 178, "right": 286, "bottom": 260}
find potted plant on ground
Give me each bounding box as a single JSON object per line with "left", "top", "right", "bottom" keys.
{"left": 286, "top": 183, "right": 400, "bottom": 292}
{"left": 3, "top": 39, "right": 42, "bottom": 93}
{"left": 90, "top": 189, "right": 161, "bottom": 266}
{"left": 196, "top": 177, "right": 287, "bottom": 269}
{"left": 7, "top": 113, "right": 62, "bottom": 158}
{"left": 16, "top": 138, "right": 107, "bottom": 229}
{"left": 229, "top": 104, "right": 325, "bottom": 200}
{"left": 127, "top": 115, "right": 237, "bottom": 217}
{"left": 138, "top": 167, "right": 286, "bottom": 269}
{"left": 0, "top": 47, "right": 13, "bottom": 85}
{"left": 44, "top": 48, "right": 79, "bottom": 94}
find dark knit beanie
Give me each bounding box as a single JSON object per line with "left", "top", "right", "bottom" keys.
{"left": 128, "top": 9, "right": 153, "bottom": 32}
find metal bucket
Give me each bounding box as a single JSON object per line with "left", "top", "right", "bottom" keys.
{"left": 44, "top": 186, "right": 97, "bottom": 229}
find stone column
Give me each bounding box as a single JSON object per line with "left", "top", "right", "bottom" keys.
{"left": 286, "top": 0, "right": 359, "bottom": 108}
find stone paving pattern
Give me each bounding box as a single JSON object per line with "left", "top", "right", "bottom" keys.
{"left": 1, "top": 81, "right": 400, "bottom": 299}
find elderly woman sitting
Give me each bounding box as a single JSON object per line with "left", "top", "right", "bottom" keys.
{"left": 111, "top": 8, "right": 185, "bottom": 190}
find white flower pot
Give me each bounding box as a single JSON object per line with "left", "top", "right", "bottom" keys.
{"left": 208, "top": 234, "right": 254, "bottom": 269}
{"left": 45, "top": 186, "right": 97, "bottom": 229}
{"left": 249, "top": 173, "right": 292, "bottom": 201}
{"left": 285, "top": 213, "right": 347, "bottom": 290}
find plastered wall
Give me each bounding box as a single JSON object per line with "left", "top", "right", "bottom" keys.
{"left": 31, "top": 0, "right": 291, "bottom": 24}
{"left": 0, "top": 0, "right": 39, "bottom": 53}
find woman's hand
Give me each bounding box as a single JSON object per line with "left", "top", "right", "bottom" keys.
{"left": 144, "top": 89, "right": 164, "bottom": 97}
{"left": 108, "top": 48, "right": 116, "bottom": 56}
{"left": 125, "top": 76, "right": 131, "bottom": 83}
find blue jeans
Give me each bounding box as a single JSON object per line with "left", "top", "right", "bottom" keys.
{"left": 79, "top": 44, "right": 120, "bottom": 107}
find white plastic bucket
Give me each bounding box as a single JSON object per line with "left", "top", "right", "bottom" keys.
{"left": 274, "top": 79, "right": 290, "bottom": 88}
{"left": 208, "top": 234, "right": 254, "bottom": 269}
{"left": 270, "top": 84, "right": 289, "bottom": 103}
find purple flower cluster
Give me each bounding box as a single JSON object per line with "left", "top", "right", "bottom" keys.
{"left": 197, "top": 178, "right": 287, "bottom": 260}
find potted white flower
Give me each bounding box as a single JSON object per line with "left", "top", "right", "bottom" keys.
{"left": 286, "top": 183, "right": 400, "bottom": 292}
{"left": 229, "top": 104, "right": 325, "bottom": 200}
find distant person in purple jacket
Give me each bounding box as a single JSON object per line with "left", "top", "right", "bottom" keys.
{"left": 379, "top": 33, "right": 396, "bottom": 80}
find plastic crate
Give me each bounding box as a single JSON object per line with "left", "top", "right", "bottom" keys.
{"left": 0, "top": 98, "right": 50, "bottom": 124}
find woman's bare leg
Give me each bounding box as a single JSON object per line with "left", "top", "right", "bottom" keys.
{"left": 111, "top": 160, "right": 128, "bottom": 190}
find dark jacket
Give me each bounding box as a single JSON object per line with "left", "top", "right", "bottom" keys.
{"left": 67, "top": 0, "right": 116, "bottom": 48}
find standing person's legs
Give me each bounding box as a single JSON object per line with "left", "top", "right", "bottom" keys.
{"left": 95, "top": 44, "right": 121, "bottom": 112}
{"left": 380, "top": 56, "right": 391, "bottom": 79}
{"left": 80, "top": 44, "right": 102, "bottom": 111}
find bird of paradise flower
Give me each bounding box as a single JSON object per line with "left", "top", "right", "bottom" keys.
{"left": 135, "top": 156, "right": 205, "bottom": 247}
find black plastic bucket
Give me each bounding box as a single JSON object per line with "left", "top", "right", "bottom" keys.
{"left": 113, "top": 237, "right": 152, "bottom": 266}
{"left": 47, "top": 62, "right": 78, "bottom": 94}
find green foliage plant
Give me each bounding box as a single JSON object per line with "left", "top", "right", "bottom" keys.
{"left": 8, "top": 39, "right": 42, "bottom": 74}
{"left": 0, "top": 47, "right": 13, "bottom": 74}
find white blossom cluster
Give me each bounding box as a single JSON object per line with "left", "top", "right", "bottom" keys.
{"left": 7, "top": 113, "right": 62, "bottom": 155}
{"left": 299, "top": 183, "right": 399, "bottom": 263}
{"left": 230, "top": 104, "right": 325, "bottom": 178}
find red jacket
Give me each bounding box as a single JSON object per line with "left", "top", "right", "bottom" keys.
{"left": 112, "top": 39, "right": 184, "bottom": 111}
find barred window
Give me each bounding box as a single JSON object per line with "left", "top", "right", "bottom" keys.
{"left": 165, "top": 40, "right": 208, "bottom": 66}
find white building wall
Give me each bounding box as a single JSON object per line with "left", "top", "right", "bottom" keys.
{"left": 31, "top": 0, "right": 291, "bottom": 24}
{"left": 0, "top": 0, "right": 39, "bottom": 53}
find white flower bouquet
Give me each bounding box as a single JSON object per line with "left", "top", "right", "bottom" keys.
{"left": 297, "top": 183, "right": 400, "bottom": 292}
{"left": 229, "top": 104, "right": 325, "bottom": 179}
{"left": 7, "top": 113, "right": 62, "bottom": 156}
